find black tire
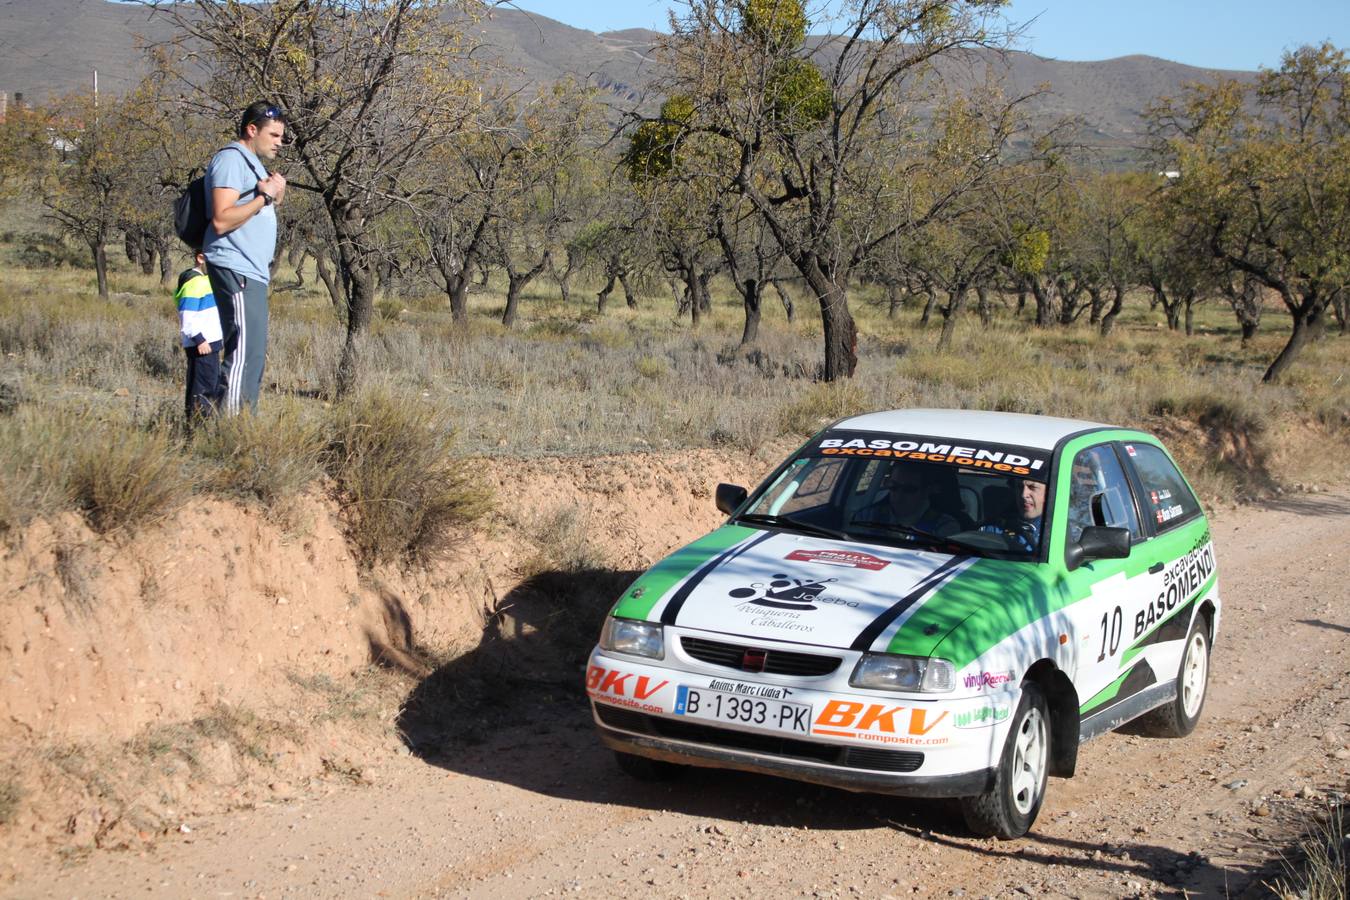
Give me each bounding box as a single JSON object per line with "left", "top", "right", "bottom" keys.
{"left": 613, "top": 750, "right": 684, "bottom": 782}
{"left": 1139, "top": 617, "right": 1210, "bottom": 738}
{"left": 960, "top": 682, "right": 1050, "bottom": 839}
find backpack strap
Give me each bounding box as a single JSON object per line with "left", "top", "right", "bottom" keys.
{"left": 214, "top": 144, "right": 266, "bottom": 195}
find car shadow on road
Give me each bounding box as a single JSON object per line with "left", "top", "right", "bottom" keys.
{"left": 393, "top": 565, "right": 971, "bottom": 836}
{"left": 903, "top": 824, "right": 1281, "bottom": 898}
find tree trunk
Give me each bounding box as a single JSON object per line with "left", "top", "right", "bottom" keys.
{"left": 1262, "top": 305, "right": 1320, "bottom": 383}
{"left": 448, "top": 271, "right": 471, "bottom": 324}
{"left": 501, "top": 256, "right": 548, "bottom": 328}
{"left": 739, "top": 278, "right": 762, "bottom": 346}
{"left": 976, "top": 284, "right": 992, "bottom": 326}
{"left": 597, "top": 275, "right": 615, "bottom": 313}
{"left": 1031, "top": 277, "right": 1054, "bottom": 327}
{"left": 938, "top": 283, "right": 969, "bottom": 351}
{"left": 157, "top": 237, "right": 174, "bottom": 288}
{"left": 335, "top": 229, "right": 377, "bottom": 398}
{"left": 798, "top": 262, "right": 856, "bottom": 381}
{"left": 773, "top": 280, "right": 795, "bottom": 322}
{"left": 90, "top": 239, "right": 109, "bottom": 299}
{"left": 1183, "top": 293, "right": 1196, "bottom": 336}
{"left": 887, "top": 280, "right": 903, "bottom": 318}
{"left": 1100, "top": 283, "right": 1126, "bottom": 337}
{"left": 316, "top": 250, "right": 343, "bottom": 317}
{"left": 696, "top": 270, "right": 713, "bottom": 314}
{"left": 620, "top": 273, "right": 638, "bottom": 310}
{"left": 919, "top": 290, "right": 937, "bottom": 327}
{"left": 1088, "top": 286, "right": 1105, "bottom": 325}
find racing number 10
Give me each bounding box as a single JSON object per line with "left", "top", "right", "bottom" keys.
{"left": 1098, "top": 606, "right": 1123, "bottom": 662}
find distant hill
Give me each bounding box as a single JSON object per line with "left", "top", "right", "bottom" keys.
{"left": 0, "top": 0, "right": 1253, "bottom": 159}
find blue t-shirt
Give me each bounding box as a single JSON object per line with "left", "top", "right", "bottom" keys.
{"left": 203, "top": 143, "right": 275, "bottom": 284}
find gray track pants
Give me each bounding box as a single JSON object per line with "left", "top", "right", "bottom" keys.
{"left": 206, "top": 264, "right": 269, "bottom": 415}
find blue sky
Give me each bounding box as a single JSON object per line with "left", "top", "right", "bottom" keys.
{"left": 505, "top": 0, "right": 1350, "bottom": 71}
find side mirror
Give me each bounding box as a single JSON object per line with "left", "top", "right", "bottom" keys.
{"left": 1066, "top": 525, "right": 1131, "bottom": 571}
{"left": 715, "top": 483, "right": 748, "bottom": 516}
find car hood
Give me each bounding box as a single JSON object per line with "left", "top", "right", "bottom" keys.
{"left": 618, "top": 526, "right": 984, "bottom": 653}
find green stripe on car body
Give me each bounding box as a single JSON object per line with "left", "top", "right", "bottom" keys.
{"left": 612, "top": 525, "right": 758, "bottom": 620}
{"left": 1080, "top": 669, "right": 1132, "bottom": 714}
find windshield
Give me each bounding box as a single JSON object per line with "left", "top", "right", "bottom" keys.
{"left": 739, "top": 430, "right": 1053, "bottom": 559}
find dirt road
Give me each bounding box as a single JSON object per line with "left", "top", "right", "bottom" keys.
{"left": 13, "top": 491, "right": 1350, "bottom": 899}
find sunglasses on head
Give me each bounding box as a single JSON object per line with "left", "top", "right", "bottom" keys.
{"left": 250, "top": 106, "right": 284, "bottom": 126}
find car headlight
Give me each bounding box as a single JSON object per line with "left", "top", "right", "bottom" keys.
{"left": 599, "top": 617, "right": 664, "bottom": 660}
{"left": 849, "top": 653, "right": 954, "bottom": 693}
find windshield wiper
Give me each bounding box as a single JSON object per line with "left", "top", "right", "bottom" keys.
{"left": 736, "top": 513, "right": 849, "bottom": 541}
{"left": 849, "top": 519, "right": 980, "bottom": 554}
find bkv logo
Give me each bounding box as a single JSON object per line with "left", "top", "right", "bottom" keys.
{"left": 728, "top": 574, "right": 850, "bottom": 610}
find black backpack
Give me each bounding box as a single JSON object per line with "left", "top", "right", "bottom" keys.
{"left": 173, "top": 146, "right": 263, "bottom": 250}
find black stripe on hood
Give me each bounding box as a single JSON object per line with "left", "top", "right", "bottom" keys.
{"left": 660, "top": 530, "right": 775, "bottom": 625}
{"left": 849, "top": 555, "right": 969, "bottom": 651}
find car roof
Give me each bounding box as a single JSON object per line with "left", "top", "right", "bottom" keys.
{"left": 831, "top": 408, "right": 1115, "bottom": 452}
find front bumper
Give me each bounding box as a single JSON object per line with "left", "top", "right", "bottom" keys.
{"left": 588, "top": 644, "right": 1016, "bottom": 799}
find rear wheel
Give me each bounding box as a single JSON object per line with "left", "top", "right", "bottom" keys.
{"left": 613, "top": 751, "right": 683, "bottom": 782}
{"left": 960, "top": 682, "right": 1050, "bottom": 839}
{"left": 1140, "top": 618, "right": 1210, "bottom": 738}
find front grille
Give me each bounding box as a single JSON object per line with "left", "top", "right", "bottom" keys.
{"left": 680, "top": 636, "right": 841, "bottom": 676}
{"left": 594, "top": 705, "right": 923, "bottom": 773}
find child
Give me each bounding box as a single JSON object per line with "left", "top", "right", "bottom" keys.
{"left": 175, "top": 251, "right": 224, "bottom": 423}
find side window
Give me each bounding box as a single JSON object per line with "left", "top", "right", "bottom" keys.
{"left": 1124, "top": 443, "right": 1201, "bottom": 531}
{"left": 1066, "top": 445, "right": 1141, "bottom": 543}
{"left": 752, "top": 458, "right": 845, "bottom": 516}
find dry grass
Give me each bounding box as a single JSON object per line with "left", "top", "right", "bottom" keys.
{"left": 1273, "top": 801, "right": 1348, "bottom": 900}
{"left": 192, "top": 399, "right": 327, "bottom": 505}
{"left": 325, "top": 388, "right": 492, "bottom": 564}
{"left": 0, "top": 219, "right": 1346, "bottom": 534}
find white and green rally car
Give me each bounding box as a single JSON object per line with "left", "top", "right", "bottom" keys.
{"left": 587, "top": 409, "right": 1220, "bottom": 838}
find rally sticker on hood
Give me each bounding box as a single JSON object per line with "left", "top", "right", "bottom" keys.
{"left": 784, "top": 549, "right": 890, "bottom": 570}
{"left": 805, "top": 430, "right": 1050, "bottom": 480}
{"left": 651, "top": 532, "right": 973, "bottom": 649}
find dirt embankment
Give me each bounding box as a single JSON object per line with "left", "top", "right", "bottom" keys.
{"left": 0, "top": 446, "right": 783, "bottom": 871}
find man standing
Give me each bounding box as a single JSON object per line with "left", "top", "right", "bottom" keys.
{"left": 204, "top": 101, "right": 288, "bottom": 415}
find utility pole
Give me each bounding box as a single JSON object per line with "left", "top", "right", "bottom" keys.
{"left": 93, "top": 69, "right": 99, "bottom": 107}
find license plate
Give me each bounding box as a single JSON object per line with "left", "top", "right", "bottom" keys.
{"left": 674, "top": 686, "right": 811, "bottom": 734}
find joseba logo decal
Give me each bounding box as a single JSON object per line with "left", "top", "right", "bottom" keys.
{"left": 728, "top": 575, "right": 856, "bottom": 611}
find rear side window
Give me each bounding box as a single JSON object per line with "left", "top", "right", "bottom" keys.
{"left": 1124, "top": 443, "right": 1201, "bottom": 531}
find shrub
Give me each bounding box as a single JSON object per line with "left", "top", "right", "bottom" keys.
{"left": 519, "top": 506, "right": 606, "bottom": 578}
{"left": 326, "top": 389, "right": 491, "bottom": 564}
{"left": 0, "top": 406, "right": 82, "bottom": 532}
{"left": 134, "top": 334, "right": 178, "bottom": 380}
{"left": 1274, "top": 802, "right": 1348, "bottom": 900}
{"left": 194, "top": 400, "right": 326, "bottom": 505}
{"left": 68, "top": 418, "right": 189, "bottom": 532}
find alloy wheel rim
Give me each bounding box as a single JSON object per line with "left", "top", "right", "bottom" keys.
{"left": 1009, "top": 706, "right": 1047, "bottom": 815}
{"left": 1181, "top": 632, "right": 1208, "bottom": 718}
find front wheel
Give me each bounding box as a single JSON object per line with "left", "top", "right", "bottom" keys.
{"left": 1140, "top": 617, "right": 1210, "bottom": 738}
{"left": 960, "top": 682, "right": 1050, "bottom": 839}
